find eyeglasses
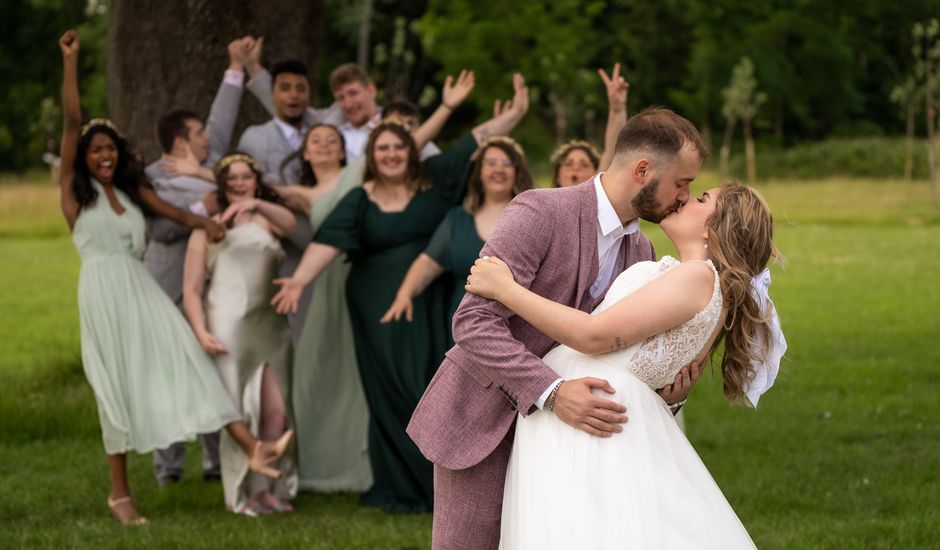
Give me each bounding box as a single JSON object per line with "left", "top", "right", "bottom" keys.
{"left": 482, "top": 159, "right": 514, "bottom": 168}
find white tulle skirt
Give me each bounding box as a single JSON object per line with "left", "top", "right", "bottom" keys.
{"left": 499, "top": 346, "right": 756, "bottom": 549}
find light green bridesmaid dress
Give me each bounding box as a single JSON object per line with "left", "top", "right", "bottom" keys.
{"left": 72, "top": 180, "right": 240, "bottom": 454}
{"left": 292, "top": 159, "right": 372, "bottom": 492}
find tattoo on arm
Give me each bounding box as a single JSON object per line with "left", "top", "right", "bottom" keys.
{"left": 610, "top": 336, "right": 625, "bottom": 352}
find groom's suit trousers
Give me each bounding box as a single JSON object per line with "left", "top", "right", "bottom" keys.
{"left": 432, "top": 427, "right": 513, "bottom": 550}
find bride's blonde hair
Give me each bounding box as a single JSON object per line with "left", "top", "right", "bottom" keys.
{"left": 705, "top": 181, "right": 779, "bottom": 402}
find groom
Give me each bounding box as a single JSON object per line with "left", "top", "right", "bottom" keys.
{"left": 408, "top": 108, "right": 709, "bottom": 549}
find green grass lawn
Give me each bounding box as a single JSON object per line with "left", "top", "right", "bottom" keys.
{"left": 1, "top": 172, "right": 938, "bottom": 548}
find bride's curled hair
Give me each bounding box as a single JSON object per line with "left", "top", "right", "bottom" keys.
{"left": 705, "top": 181, "right": 778, "bottom": 403}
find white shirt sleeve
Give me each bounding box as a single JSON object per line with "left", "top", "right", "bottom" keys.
{"left": 534, "top": 378, "right": 564, "bottom": 409}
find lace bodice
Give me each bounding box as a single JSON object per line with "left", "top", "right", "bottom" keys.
{"left": 593, "top": 256, "right": 723, "bottom": 390}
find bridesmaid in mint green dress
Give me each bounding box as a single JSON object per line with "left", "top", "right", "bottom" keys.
{"left": 56, "top": 30, "right": 290, "bottom": 525}
{"left": 381, "top": 137, "right": 533, "bottom": 346}
{"left": 274, "top": 125, "right": 372, "bottom": 493}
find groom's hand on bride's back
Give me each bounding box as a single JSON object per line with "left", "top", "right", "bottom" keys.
{"left": 554, "top": 378, "right": 628, "bottom": 437}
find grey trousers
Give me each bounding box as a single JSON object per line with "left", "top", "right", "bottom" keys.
{"left": 153, "top": 431, "right": 221, "bottom": 481}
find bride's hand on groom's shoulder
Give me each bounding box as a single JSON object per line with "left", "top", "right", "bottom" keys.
{"left": 465, "top": 256, "right": 514, "bottom": 301}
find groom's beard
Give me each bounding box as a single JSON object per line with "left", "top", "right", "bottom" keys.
{"left": 632, "top": 175, "right": 678, "bottom": 223}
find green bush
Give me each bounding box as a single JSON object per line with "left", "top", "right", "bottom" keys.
{"left": 725, "top": 137, "right": 933, "bottom": 180}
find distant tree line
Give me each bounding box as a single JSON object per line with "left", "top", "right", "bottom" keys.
{"left": 3, "top": 0, "right": 940, "bottom": 173}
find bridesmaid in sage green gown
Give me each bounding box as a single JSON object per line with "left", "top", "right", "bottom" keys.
{"left": 381, "top": 137, "right": 533, "bottom": 346}
{"left": 56, "top": 30, "right": 290, "bottom": 525}
{"left": 270, "top": 73, "right": 530, "bottom": 512}
{"left": 274, "top": 124, "right": 372, "bottom": 492}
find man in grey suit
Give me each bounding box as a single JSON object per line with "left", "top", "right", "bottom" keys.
{"left": 237, "top": 58, "right": 344, "bottom": 343}
{"left": 144, "top": 43, "right": 245, "bottom": 486}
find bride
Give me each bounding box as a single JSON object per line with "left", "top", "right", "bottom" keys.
{"left": 464, "top": 181, "right": 785, "bottom": 549}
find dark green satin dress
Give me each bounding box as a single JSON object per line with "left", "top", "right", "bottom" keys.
{"left": 314, "top": 134, "right": 476, "bottom": 512}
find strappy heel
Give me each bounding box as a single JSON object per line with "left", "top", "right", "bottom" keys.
{"left": 107, "top": 495, "right": 148, "bottom": 525}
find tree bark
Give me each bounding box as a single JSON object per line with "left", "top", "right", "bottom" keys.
{"left": 549, "top": 92, "right": 567, "bottom": 145}
{"left": 357, "top": 0, "right": 372, "bottom": 72}
{"left": 107, "top": 0, "right": 326, "bottom": 162}
{"left": 719, "top": 116, "right": 736, "bottom": 181}
{"left": 904, "top": 100, "right": 914, "bottom": 182}
{"left": 926, "top": 80, "right": 937, "bottom": 207}
{"left": 743, "top": 115, "right": 756, "bottom": 184}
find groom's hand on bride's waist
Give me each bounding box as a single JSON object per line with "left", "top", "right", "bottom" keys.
{"left": 554, "top": 378, "right": 628, "bottom": 437}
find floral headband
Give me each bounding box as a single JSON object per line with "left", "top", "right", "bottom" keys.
{"left": 81, "top": 118, "right": 120, "bottom": 138}
{"left": 471, "top": 136, "right": 526, "bottom": 161}
{"left": 550, "top": 140, "right": 600, "bottom": 166}
{"left": 215, "top": 153, "right": 264, "bottom": 176}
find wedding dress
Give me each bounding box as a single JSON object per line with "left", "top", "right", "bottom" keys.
{"left": 499, "top": 257, "right": 756, "bottom": 549}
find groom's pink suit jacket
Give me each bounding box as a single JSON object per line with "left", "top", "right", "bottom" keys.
{"left": 409, "top": 182, "right": 655, "bottom": 471}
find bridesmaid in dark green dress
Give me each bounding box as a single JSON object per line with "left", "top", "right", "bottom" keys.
{"left": 270, "top": 74, "right": 530, "bottom": 512}
{"left": 381, "top": 137, "right": 533, "bottom": 346}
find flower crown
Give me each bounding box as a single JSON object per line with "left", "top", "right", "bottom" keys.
{"left": 369, "top": 118, "right": 412, "bottom": 136}
{"left": 81, "top": 118, "right": 120, "bottom": 138}
{"left": 550, "top": 140, "right": 600, "bottom": 166}
{"left": 471, "top": 136, "right": 526, "bottom": 161}
{"left": 215, "top": 153, "right": 264, "bottom": 176}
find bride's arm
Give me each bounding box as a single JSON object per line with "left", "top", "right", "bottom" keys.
{"left": 467, "top": 258, "right": 716, "bottom": 355}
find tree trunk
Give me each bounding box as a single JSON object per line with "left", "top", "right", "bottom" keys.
{"left": 357, "top": 0, "right": 372, "bottom": 72}
{"left": 549, "top": 92, "right": 567, "bottom": 145}
{"left": 904, "top": 99, "right": 915, "bottom": 182}
{"left": 743, "top": 115, "right": 756, "bottom": 184}
{"left": 719, "top": 116, "right": 736, "bottom": 181}
{"left": 926, "top": 81, "right": 937, "bottom": 207}
{"left": 107, "top": 0, "right": 326, "bottom": 162}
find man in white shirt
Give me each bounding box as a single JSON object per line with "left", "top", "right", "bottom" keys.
{"left": 329, "top": 63, "right": 380, "bottom": 161}
{"left": 330, "top": 64, "right": 441, "bottom": 161}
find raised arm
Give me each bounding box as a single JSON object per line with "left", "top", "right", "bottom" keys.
{"left": 243, "top": 37, "right": 277, "bottom": 117}
{"left": 138, "top": 186, "right": 226, "bottom": 242}
{"left": 411, "top": 69, "right": 475, "bottom": 150}
{"left": 243, "top": 36, "right": 344, "bottom": 126}
{"left": 203, "top": 38, "right": 248, "bottom": 167}
{"left": 466, "top": 257, "right": 716, "bottom": 355}
{"left": 182, "top": 229, "right": 227, "bottom": 354}
{"left": 380, "top": 253, "right": 446, "bottom": 323}
{"left": 598, "top": 63, "right": 629, "bottom": 172}
{"left": 58, "top": 30, "right": 81, "bottom": 229}
{"left": 470, "top": 73, "right": 529, "bottom": 145}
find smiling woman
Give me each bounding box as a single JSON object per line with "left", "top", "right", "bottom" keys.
{"left": 181, "top": 153, "right": 299, "bottom": 516}
{"left": 55, "top": 29, "right": 293, "bottom": 525}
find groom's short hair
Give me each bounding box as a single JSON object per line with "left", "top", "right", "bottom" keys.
{"left": 613, "top": 108, "right": 709, "bottom": 166}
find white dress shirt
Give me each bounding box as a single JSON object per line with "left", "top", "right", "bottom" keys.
{"left": 340, "top": 112, "right": 382, "bottom": 161}
{"left": 536, "top": 174, "right": 639, "bottom": 409}
{"left": 274, "top": 117, "right": 306, "bottom": 152}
